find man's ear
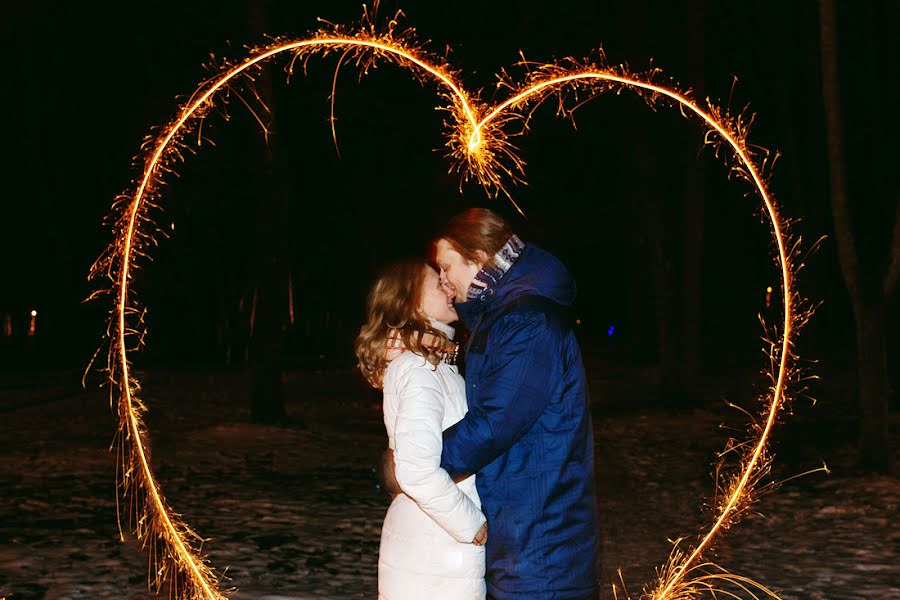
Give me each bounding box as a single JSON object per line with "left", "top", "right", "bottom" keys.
{"left": 475, "top": 250, "right": 490, "bottom": 267}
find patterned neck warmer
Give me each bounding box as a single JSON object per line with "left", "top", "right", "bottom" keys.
{"left": 466, "top": 234, "right": 525, "bottom": 301}
{"left": 428, "top": 318, "right": 456, "bottom": 341}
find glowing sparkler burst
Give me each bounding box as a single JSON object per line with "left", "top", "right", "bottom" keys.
{"left": 88, "top": 5, "right": 812, "bottom": 599}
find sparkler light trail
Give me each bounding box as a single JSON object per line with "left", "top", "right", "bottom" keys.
{"left": 88, "top": 5, "right": 811, "bottom": 599}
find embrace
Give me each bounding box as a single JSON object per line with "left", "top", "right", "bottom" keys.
{"left": 355, "top": 208, "right": 599, "bottom": 600}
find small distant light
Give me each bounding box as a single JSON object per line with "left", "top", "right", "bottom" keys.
{"left": 607, "top": 325, "right": 615, "bottom": 337}
{"left": 575, "top": 319, "right": 582, "bottom": 325}
{"left": 31, "top": 310, "right": 37, "bottom": 317}
{"left": 766, "top": 286, "right": 773, "bottom": 293}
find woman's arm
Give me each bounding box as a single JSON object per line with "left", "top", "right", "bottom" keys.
{"left": 393, "top": 362, "right": 486, "bottom": 544}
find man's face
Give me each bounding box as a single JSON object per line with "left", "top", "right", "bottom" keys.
{"left": 435, "top": 239, "right": 483, "bottom": 304}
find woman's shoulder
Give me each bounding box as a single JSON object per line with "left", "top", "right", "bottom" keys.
{"left": 383, "top": 352, "right": 453, "bottom": 397}
{"left": 384, "top": 351, "right": 433, "bottom": 380}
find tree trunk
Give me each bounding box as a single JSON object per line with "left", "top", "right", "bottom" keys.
{"left": 818, "top": 0, "right": 893, "bottom": 472}
{"left": 854, "top": 302, "right": 892, "bottom": 471}
{"left": 248, "top": 0, "right": 288, "bottom": 423}
{"left": 681, "top": 155, "right": 703, "bottom": 393}
{"left": 680, "top": 0, "right": 705, "bottom": 400}
{"left": 650, "top": 208, "right": 684, "bottom": 409}
{"left": 633, "top": 117, "right": 683, "bottom": 408}
{"left": 624, "top": 2, "right": 685, "bottom": 409}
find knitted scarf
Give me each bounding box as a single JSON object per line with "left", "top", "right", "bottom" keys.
{"left": 466, "top": 234, "right": 525, "bottom": 301}
{"left": 384, "top": 318, "right": 459, "bottom": 364}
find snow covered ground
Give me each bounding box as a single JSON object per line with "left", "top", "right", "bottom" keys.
{"left": 1, "top": 368, "right": 897, "bottom": 599}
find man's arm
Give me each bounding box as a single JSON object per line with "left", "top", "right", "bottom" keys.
{"left": 378, "top": 447, "right": 402, "bottom": 495}
{"left": 440, "top": 309, "right": 559, "bottom": 477}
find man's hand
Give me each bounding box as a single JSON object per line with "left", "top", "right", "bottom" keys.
{"left": 378, "top": 448, "right": 402, "bottom": 497}
{"left": 452, "top": 472, "right": 472, "bottom": 484}
{"left": 472, "top": 522, "right": 488, "bottom": 546}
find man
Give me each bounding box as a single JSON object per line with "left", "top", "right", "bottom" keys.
{"left": 382, "top": 208, "right": 598, "bottom": 599}
{"left": 434, "top": 208, "right": 599, "bottom": 600}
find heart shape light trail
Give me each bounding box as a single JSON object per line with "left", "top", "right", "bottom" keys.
{"left": 88, "top": 6, "right": 810, "bottom": 600}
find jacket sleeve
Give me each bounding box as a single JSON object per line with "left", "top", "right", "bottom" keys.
{"left": 393, "top": 361, "right": 487, "bottom": 543}
{"left": 441, "top": 310, "right": 558, "bottom": 477}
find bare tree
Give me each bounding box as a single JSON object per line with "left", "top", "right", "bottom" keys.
{"left": 819, "top": 0, "right": 898, "bottom": 472}
{"left": 680, "top": 0, "right": 706, "bottom": 399}
{"left": 626, "top": 1, "right": 706, "bottom": 409}
{"left": 248, "top": 0, "right": 289, "bottom": 423}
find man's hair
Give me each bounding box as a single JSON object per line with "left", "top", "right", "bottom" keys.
{"left": 435, "top": 208, "right": 514, "bottom": 266}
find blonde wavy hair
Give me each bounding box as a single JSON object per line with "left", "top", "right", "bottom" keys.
{"left": 355, "top": 259, "right": 451, "bottom": 389}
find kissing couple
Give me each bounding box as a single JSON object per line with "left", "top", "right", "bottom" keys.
{"left": 355, "top": 208, "right": 599, "bottom": 600}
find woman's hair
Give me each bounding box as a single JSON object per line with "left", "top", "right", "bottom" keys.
{"left": 435, "top": 208, "right": 514, "bottom": 267}
{"left": 355, "top": 259, "right": 451, "bottom": 389}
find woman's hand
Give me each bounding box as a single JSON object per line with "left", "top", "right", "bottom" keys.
{"left": 472, "top": 522, "right": 488, "bottom": 546}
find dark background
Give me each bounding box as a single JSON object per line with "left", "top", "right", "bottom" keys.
{"left": 0, "top": 1, "right": 896, "bottom": 387}
{"left": 1, "top": 6, "right": 898, "bottom": 598}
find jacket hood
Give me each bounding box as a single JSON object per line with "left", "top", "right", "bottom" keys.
{"left": 455, "top": 244, "right": 576, "bottom": 326}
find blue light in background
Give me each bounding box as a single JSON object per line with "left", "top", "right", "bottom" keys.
{"left": 607, "top": 325, "right": 615, "bottom": 337}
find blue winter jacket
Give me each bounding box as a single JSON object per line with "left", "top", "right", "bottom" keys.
{"left": 440, "top": 243, "right": 599, "bottom": 600}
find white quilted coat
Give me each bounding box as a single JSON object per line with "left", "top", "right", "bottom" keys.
{"left": 378, "top": 339, "right": 486, "bottom": 600}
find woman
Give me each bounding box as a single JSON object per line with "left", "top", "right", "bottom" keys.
{"left": 355, "top": 259, "right": 488, "bottom": 600}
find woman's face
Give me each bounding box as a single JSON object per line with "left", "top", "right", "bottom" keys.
{"left": 420, "top": 266, "right": 458, "bottom": 324}
{"left": 435, "top": 239, "right": 483, "bottom": 303}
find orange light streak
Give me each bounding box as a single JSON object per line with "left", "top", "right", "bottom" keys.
{"left": 90, "top": 7, "right": 806, "bottom": 599}
{"left": 472, "top": 70, "right": 795, "bottom": 599}
{"left": 99, "top": 31, "right": 483, "bottom": 599}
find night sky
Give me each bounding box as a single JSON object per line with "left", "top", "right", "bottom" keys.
{"left": 1, "top": 1, "right": 896, "bottom": 376}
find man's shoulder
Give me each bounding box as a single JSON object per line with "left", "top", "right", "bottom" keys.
{"left": 507, "top": 294, "right": 561, "bottom": 314}
{"left": 496, "top": 295, "right": 569, "bottom": 331}
{"left": 468, "top": 296, "right": 568, "bottom": 353}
